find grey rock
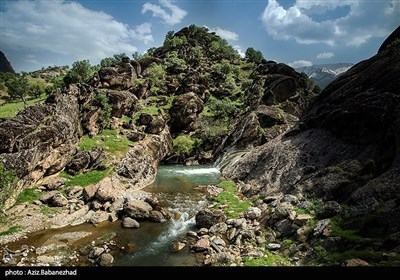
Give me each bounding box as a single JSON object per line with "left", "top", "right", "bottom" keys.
{"left": 192, "top": 237, "right": 210, "bottom": 252}
{"left": 274, "top": 202, "right": 295, "bottom": 220}
{"left": 318, "top": 201, "right": 342, "bottom": 218}
{"left": 95, "top": 177, "right": 125, "bottom": 203}
{"left": 83, "top": 184, "right": 99, "bottom": 202}
{"left": 122, "top": 217, "right": 140, "bottom": 228}
{"left": 89, "top": 247, "right": 105, "bottom": 259}
{"left": 171, "top": 241, "right": 186, "bottom": 252}
{"left": 123, "top": 199, "right": 152, "bottom": 219}
{"left": 283, "top": 194, "right": 299, "bottom": 205}
{"left": 209, "top": 222, "right": 228, "bottom": 235}
{"left": 98, "top": 253, "right": 114, "bottom": 266}
{"left": 195, "top": 209, "right": 226, "bottom": 229}
{"left": 148, "top": 210, "right": 164, "bottom": 222}
{"left": 267, "top": 243, "right": 281, "bottom": 250}
{"left": 40, "top": 191, "right": 59, "bottom": 204}
{"left": 89, "top": 211, "right": 109, "bottom": 225}
{"left": 313, "top": 219, "right": 331, "bottom": 237}
{"left": 275, "top": 219, "right": 293, "bottom": 237}
{"left": 246, "top": 207, "right": 262, "bottom": 220}
{"left": 65, "top": 186, "right": 83, "bottom": 199}
{"left": 51, "top": 193, "right": 69, "bottom": 207}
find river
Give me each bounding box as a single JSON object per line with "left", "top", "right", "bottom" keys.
{"left": 5, "top": 165, "right": 221, "bottom": 266}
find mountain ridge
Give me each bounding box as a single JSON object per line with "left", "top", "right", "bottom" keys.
{"left": 296, "top": 63, "right": 354, "bottom": 88}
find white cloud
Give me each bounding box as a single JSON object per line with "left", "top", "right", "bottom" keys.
{"left": 130, "top": 23, "right": 154, "bottom": 44}
{"left": 261, "top": 0, "right": 399, "bottom": 47}
{"left": 233, "top": 45, "right": 245, "bottom": 58}
{"left": 0, "top": 0, "right": 152, "bottom": 64}
{"left": 208, "top": 27, "right": 239, "bottom": 41}
{"left": 316, "top": 52, "right": 334, "bottom": 59}
{"left": 289, "top": 60, "right": 312, "bottom": 68}
{"left": 142, "top": 0, "right": 187, "bottom": 25}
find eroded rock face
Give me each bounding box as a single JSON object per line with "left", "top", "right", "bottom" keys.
{"left": 115, "top": 127, "right": 172, "bottom": 187}
{"left": 93, "top": 59, "right": 137, "bottom": 90}
{"left": 0, "top": 84, "right": 87, "bottom": 208}
{"left": 65, "top": 147, "right": 105, "bottom": 175}
{"left": 216, "top": 61, "right": 312, "bottom": 153}
{"left": 169, "top": 92, "right": 204, "bottom": 133}
{"left": 106, "top": 90, "right": 137, "bottom": 118}
{"left": 223, "top": 28, "right": 400, "bottom": 234}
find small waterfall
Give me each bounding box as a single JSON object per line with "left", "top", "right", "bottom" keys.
{"left": 214, "top": 149, "right": 248, "bottom": 171}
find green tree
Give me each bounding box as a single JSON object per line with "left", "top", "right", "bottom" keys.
{"left": 163, "top": 30, "right": 175, "bottom": 47}
{"left": 132, "top": 52, "right": 143, "bottom": 60}
{"left": 0, "top": 163, "right": 16, "bottom": 209}
{"left": 147, "top": 63, "right": 166, "bottom": 93}
{"left": 145, "top": 47, "right": 157, "bottom": 57}
{"left": 100, "top": 57, "right": 116, "bottom": 68}
{"left": 64, "top": 60, "right": 92, "bottom": 85}
{"left": 245, "top": 47, "right": 264, "bottom": 64}
{"left": 95, "top": 93, "right": 112, "bottom": 130}
{"left": 5, "top": 76, "right": 30, "bottom": 106}
{"left": 29, "top": 83, "right": 44, "bottom": 99}
{"left": 165, "top": 51, "right": 187, "bottom": 73}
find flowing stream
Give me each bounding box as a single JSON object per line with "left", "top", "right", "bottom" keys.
{"left": 113, "top": 165, "right": 221, "bottom": 266}
{"left": 6, "top": 165, "right": 221, "bottom": 266}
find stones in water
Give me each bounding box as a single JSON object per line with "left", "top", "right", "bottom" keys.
{"left": 122, "top": 217, "right": 140, "bottom": 228}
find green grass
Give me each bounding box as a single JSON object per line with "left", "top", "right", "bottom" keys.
{"left": 243, "top": 251, "right": 290, "bottom": 266}
{"left": 282, "top": 239, "right": 294, "bottom": 246}
{"left": 60, "top": 168, "right": 111, "bottom": 187}
{"left": 78, "top": 129, "right": 133, "bottom": 154}
{"left": 16, "top": 187, "right": 42, "bottom": 203}
{"left": 214, "top": 180, "right": 251, "bottom": 219}
{"left": 0, "top": 96, "right": 46, "bottom": 118}
{"left": 0, "top": 225, "right": 22, "bottom": 236}
{"left": 330, "top": 219, "right": 366, "bottom": 244}
{"left": 132, "top": 104, "right": 159, "bottom": 122}
{"left": 120, "top": 115, "right": 133, "bottom": 122}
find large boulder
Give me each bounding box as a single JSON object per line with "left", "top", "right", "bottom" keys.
{"left": 123, "top": 199, "right": 153, "bottom": 219}
{"left": 65, "top": 147, "right": 105, "bottom": 175}
{"left": 106, "top": 90, "right": 137, "bottom": 118}
{"left": 115, "top": 127, "right": 172, "bottom": 188}
{"left": 195, "top": 209, "right": 226, "bottom": 229}
{"left": 94, "top": 58, "right": 137, "bottom": 90}
{"left": 94, "top": 177, "right": 125, "bottom": 203}
{"left": 169, "top": 92, "right": 204, "bottom": 133}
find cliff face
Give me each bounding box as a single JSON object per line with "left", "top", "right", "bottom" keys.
{"left": 223, "top": 28, "right": 400, "bottom": 234}
{"left": 0, "top": 51, "right": 15, "bottom": 73}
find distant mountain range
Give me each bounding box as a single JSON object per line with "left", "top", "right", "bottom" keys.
{"left": 296, "top": 63, "right": 354, "bottom": 88}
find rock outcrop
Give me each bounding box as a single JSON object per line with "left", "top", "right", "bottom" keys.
{"left": 0, "top": 84, "right": 90, "bottom": 208}
{"left": 223, "top": 27, "right": 400, "bottom": 234}
{"left": 0, "top": 51, "right": 15, "bottom": 73}
{"left": 115, "top": 126, "right": 172, "bottom": 187}
{"left": 90, "top": 57, "right": 137, "bottom": 90}
{"left": 169, "top": 92, "right": 204, "bottom": 133}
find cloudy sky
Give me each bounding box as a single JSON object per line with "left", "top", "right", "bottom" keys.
{"left": 0, "top": 0, "right": 398, "bottom": 72}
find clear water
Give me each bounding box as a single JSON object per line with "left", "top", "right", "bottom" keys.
{"left": 7, "top": 165, "right": 221, "bottom": 266}
{"left": 112, "top": 165, "right": 221, "bottom": 266}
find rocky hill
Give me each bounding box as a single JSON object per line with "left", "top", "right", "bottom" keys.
{"left": 296, "top": 63, "right": 353, "bottom": 88}
{"left": 0, "top": 51, "right": 15, "bottom": 73}
{"left": 1, "top": 24, "right": 398, "bottom": 266}
{"left": 223, "top": 26, "right": 400, "bottom": 263}
{"left": 0, "top": 25, "right": 316, "bottom": 209}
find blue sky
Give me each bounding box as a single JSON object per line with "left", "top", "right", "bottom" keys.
{"left": 0, "top": 0, "right": 399, "bottom": 72}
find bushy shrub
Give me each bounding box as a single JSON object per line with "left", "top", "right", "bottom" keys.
{"left": 0, "top": 164, "right": 17, "bottom": 208}
{"left": 172, "top": 135, "right": 201, "bottom": 155}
